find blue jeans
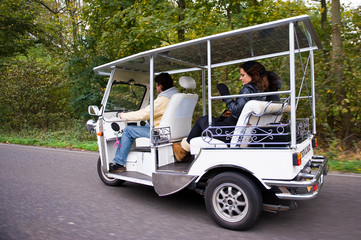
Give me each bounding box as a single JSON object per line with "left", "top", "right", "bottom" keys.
{"left": 113, "top": 124, "right": 150, "bottom": 166}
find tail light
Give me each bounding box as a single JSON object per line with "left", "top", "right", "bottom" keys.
{"left": 293, "top": 152, "right": 302, "bottom": 166}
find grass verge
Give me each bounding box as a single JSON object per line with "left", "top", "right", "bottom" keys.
{"left": 0, "top": 128, "right": 98, "bottom": 152}
{"left": 315, "top": 149, "right": 361, "bottom": 173}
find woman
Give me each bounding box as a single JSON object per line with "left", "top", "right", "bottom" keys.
{"left": 173, "top": 61, "right": 280, "bottom": 162}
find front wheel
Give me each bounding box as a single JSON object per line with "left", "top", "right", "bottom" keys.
{"left": 205, "top": 172, "right": 262, "bottom": 230}
{"left": 97, "top": 157, "right": 125, "bottom": 186}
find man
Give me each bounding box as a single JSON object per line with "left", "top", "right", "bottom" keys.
{"left": 110, "top": 73, "right": 178, "bottom": 173}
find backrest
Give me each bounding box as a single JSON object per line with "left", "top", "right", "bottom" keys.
{"left": 230, "top": 100, "right": 289, "bottom": 148}
{"left": 158, "top": 76, "right": 198, "bottom": 140}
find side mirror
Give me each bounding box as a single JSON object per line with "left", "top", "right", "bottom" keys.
{"left": 88, "top": 105, "right": 100, "bottom": 116}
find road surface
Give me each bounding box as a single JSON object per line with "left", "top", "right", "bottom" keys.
{"left": 0, "top": 144, "right": 360, "bottom": 240}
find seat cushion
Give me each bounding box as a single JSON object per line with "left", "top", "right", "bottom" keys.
{"left": 190, "top": 137, "right": 228, "bottom": 155}
{"left": 135, "top": 137, "right": 151, "bottom": 148}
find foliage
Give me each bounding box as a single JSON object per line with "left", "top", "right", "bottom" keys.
{"left": 65, "top": 55, "right": 109, "bottom": 118}
{"left": 310, "top": 3, "right": 361, "bottom": 148}
{"left": 0, "top": 119, "right": 98, "bottom": 151}
{"left": 0, "top": 0, "right": 39, "bottom": 57}
{"left": 1, "top": 0, "right": 361, "bottom": 158}
{"left": 0, "top": 45, "right": 71, "bottom": 130}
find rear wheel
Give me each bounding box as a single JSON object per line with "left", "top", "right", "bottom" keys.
{"left": 205, "top": 172, "right": 262, "bottom": 230}
{"left": 97, "top": 157, "right": 125, "bottom": 186}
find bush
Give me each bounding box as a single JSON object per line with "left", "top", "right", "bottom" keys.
{"left": 0, "top": 46, "right": 72, "bottom": 130}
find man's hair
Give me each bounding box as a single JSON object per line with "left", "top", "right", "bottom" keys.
{"left": 155, "top": 73, "right": 173, "bottom": 91}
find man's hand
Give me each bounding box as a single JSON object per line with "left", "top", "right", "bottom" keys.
{"left": 116, "top": 112, "right": 123, "bottom": 118}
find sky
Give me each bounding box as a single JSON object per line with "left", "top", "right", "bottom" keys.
{"left": 340, "top": 0, "right": 361, "bottom": 8}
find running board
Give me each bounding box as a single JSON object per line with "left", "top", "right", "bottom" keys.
{"left": 107, "top": 171, "right": 153, "bottom": 186}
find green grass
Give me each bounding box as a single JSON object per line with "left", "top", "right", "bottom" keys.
{"left": 315, "top": 149, "right": 361, "bottom": 173}
{"left": 0, "top": 126, "right": 98, "bottom": 152}
{"left": 1, "top": 127, "right": 360, "bottom": 173}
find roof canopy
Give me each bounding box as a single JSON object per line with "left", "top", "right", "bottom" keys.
{"left": 93, "top": 15, "right": 321, "bottom": 75}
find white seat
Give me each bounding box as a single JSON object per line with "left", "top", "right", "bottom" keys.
{"left": 190, "top": 100, "right": 289, "bottom": 154}
{"left": 230, "top": 100, "right": 288, "bottom": 147}
{"left": 190, "top": 137, "right": 227, "bottom": 155}
{"left": 135, "top": 76, "right": 198, "bottom": 148}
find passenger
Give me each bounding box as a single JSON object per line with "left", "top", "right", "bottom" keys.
{"left": 173, "top": 61, "right": 280, "bottom": 162}
{"left": 265, "top": 71, "right": 282, "bottom": 102}
{"left": 110, "top": 73, "right": 178, "bottom": 173}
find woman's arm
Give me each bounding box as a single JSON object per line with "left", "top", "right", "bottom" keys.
{"left": 224, "top": 84, "right": 256, "bottom": 118}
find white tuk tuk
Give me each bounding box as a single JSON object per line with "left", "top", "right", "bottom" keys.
{"left": 86, "top": 15, "right": 328, "bottom": 230}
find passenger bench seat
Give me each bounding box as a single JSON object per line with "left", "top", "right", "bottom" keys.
{"left": 190, "top": 100, "right": 289, "bottom": 154}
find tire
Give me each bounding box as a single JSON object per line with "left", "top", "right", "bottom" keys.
{"left": 205, "top": 172, "right": 262, "bottom": 230}
{"left": 97, "top": 157, "right": 125, "bottom": 186}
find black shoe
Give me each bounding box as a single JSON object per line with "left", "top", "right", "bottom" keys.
{"left": 110, "top": 163, "right": 126, "bottom": 173}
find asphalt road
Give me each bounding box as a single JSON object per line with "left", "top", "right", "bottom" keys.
{"left": 0, "top": 143, "right": 360, "bottom": 240}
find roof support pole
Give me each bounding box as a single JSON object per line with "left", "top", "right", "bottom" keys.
{"left": 101, "top": 68, "right": 116, "bottom": 107}
{"left": 149, "top": 55, "right": 155, "bottom": 147}
{"left": 202, "top": 68, "right": 207, "bottom": 116}
{"left": 207, "top": 40, "right": 212, "bottom": 125}
{"left": 289, "top": 22, "right": 297, "bottom": 148}
{"left": 310, "top": 49, "right": 317, "bottom": 135}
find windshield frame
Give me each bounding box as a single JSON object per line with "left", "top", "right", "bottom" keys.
{"left": 103, "top": 78, "right": 147, "bottom": 113}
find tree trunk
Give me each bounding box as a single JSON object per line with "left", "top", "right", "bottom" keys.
{"left": 177, "top": 0, "right": 186, "bottom": 42}
{"left": 321, "top": 0, "right": 327, "bottom": 29}
{"left": 331, "top": 0, "right": 351, "bottom": 142}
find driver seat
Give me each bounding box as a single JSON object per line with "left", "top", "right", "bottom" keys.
{"left": 135, "top": 76, "right": 198, "bottom": 147}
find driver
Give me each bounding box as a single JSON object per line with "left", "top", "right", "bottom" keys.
{"left": 110, "top": 73, "right": 178, "bottom": 173}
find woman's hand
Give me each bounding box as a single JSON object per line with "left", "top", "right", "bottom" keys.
{"left": 217, "top": 83, "right": 230, "bottom": 96}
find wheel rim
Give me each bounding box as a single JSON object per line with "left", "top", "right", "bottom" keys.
{"left": 212, "top": 182, "right": 249, "bottom": 223}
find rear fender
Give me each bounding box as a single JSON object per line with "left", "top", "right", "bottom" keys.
{"left": 198, "top": 164, "right": 271, "bottom": 190}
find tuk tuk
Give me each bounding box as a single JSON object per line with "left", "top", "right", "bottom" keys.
{"left": 86, "top": 15, "right": 328, "bottom": 230}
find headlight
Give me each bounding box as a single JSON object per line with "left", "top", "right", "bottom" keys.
{"left": 86, "top": 119, "right": 97, "bottom": 133}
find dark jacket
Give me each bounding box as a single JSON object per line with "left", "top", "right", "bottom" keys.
{"left": 216, "top": 83, "right": 265, "bottom": 126}
{"left": 225, "top": 83, "right": 265, "bottom": 119}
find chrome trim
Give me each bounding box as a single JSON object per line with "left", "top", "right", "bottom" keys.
{"left": 289, "top": 22, "right": 297, "bottom": 149}
{"left": 153, "top": 172, "right": 197, "bottom": 196}
{"left": 207, "top": 40, "right": 212, "bottom": 125}
{"left": 107, "top": 173, "right": 153, "bottom": 186}
{"left": 101, "top": 69, "right": 116, "bottom": 106}
{"left": 263, "top": 156, "right": 328, "bottom": 200}
{"left": 149, "top": 55, "right": 154, "bottom": 147}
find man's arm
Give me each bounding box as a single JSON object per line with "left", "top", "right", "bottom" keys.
{"left": 120, "top": 96, "right": 170, "bottom": 122}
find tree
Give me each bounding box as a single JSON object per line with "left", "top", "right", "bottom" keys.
{"left": 0, "top": 0, "right": 39, "bottom": 57}
{"left": 176, "top": 0, "right": 186, "bottom": 42}
{"left": 0, "top": 46, "right": 71, "bottom": 129}
{"left": 1, "top": 0, "right": 360, "bottom": 148}
{"left": 329, "top": 0, "right": 352, "bottom": 141}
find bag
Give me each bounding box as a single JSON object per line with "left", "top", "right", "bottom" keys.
{"left": 220, "top": 109, "right": 232, "bottom": 117}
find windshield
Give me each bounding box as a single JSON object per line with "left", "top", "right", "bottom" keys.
{"left": 105, "top": 81, "right": 146, "bottom": 112}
